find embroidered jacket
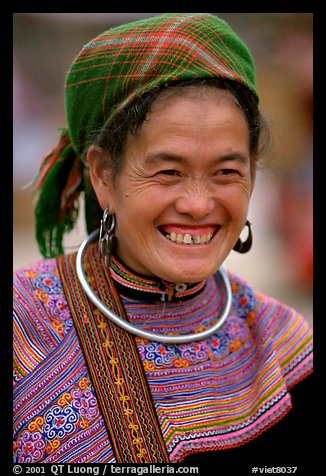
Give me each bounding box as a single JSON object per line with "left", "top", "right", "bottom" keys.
{"left": 13, "top": 250, "right": 313, "bottom": 463}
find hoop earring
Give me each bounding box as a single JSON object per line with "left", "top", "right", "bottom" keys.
{"left": 233, "top": 220, "right": 252, "bottom": 254}
{"left": 99, "top": 207, "right": 116, "bottom": 267}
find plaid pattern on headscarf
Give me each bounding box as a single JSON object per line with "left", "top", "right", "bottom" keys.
{"left": 34, "top": 13, "right": 258, "bottom": 258}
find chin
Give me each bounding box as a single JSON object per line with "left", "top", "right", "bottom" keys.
{"left": 155, "top": 232, "right": 229, "bottom": 283}
{"left": 161, "top": 261, "right": 219, "bottom": 284}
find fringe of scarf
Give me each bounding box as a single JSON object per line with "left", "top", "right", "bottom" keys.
{"left": 34, "top": 128, "right": 83, "bottom": 258}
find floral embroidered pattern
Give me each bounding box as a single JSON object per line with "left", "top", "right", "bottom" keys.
{"left": 140, "top": 318, "right": 250, "bottom": 370}
{"left": 14, "top": 253, "right": 313, "bottom": 463}
{"left": 13, "top": 378, "right": 99, "bottom": 463}
{"left": 43, "top": 405, "right": 78, "bottom": 440}
{"left": 139, "top": 278, "right": 258, "bottom": 370}
{"left": 13, "top": 429, "right": 45, "bottom": 463}
{"left": 23, "top": 261, "right": 73, "bottom": 336}
{"left": 33, "top": 272, "right": 62, "bottom": 295}
{"left": 230, "top": 277, "right": 257, "bottom": 319}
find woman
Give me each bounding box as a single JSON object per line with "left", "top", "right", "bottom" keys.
{"left": 13, "top": 13, "right": 313, "bottom": 467}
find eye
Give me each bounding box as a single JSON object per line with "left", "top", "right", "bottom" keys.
{"left": 216, "top": 169, "right": 240, "bottom": 175}
{"left": 219, "top": 168, "right": 240, "bottom": 175}
{"left": 158, "top": 169, "right": 181, "bottom": 177}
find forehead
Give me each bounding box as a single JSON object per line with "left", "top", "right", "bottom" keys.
{"left": 141, "top": 87, "right": 248, "bottom": 142}
{"left": 145, "top": 85, "right": 246, "bottom": 129}
{"left": 122, "top": 89, "right": 250, "bottom": 170}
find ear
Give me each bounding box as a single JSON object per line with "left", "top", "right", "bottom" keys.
{"left": 86, "top": 145, "right": 114, "bottom": 211}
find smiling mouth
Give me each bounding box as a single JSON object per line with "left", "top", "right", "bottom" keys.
{"left": 159, "top": 225, "right": 219, "bottom": 245}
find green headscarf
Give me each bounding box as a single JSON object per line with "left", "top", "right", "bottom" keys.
{"left": 34, "top": 13, "right": 258, "bottom": 258}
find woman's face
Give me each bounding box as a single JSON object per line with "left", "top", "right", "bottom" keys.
{"left": 90, "top": 87, "right": 256, "bottom": 283}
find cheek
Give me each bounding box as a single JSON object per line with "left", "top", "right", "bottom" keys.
{"left": 115, "top": 174, "right": 169, "bottom": 217}
{"left": 216, "top": 183, "right": 252, "bottom": 218}
{"left": 113, "top": 191, "right": 161, "bottom": 236}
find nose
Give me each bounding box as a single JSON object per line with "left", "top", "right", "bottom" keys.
{"left": 174, "top": 180, "right": 215, "bottom": 219}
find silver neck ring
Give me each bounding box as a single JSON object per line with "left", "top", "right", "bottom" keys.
{"left": 76, "top": 229, "right": 232, "bottom": 344}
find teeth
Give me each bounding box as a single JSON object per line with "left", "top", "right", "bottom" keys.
{"left": 170, "top": 232, "right": 177, "bottom": 242}
{"left": 164, "top": 231, "right": 214, "bottom": 245}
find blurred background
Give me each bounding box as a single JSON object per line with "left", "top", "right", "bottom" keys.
{"left": 13, "top": 13, "right": 313, "bottom": 324}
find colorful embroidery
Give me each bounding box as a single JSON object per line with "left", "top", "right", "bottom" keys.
{"left": 121, "top": 273, "right": 312, "bottom": 462}
{"left": 57, "top": 248, "right": 170, "bottom": 463}
{"left": 137, "top": 314, "right": 253, "bottom": 370}
{"left": 110, "top": 254, "right": 206, "bottom": 301}
{"left": 13, "top": 252, "right": 313, "bottom": 463}
{"left": 18, "top": 260, "right": 73, "bottom": 338}
{"left": 13, "top": 378, "right": 100, "bottom": 463}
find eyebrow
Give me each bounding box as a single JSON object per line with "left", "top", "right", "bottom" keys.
{"left": 145, "top": 152, "right": 186, "bottom": 165}
{"left": 144, "top": 151, "right": 249, "bottom": 166}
